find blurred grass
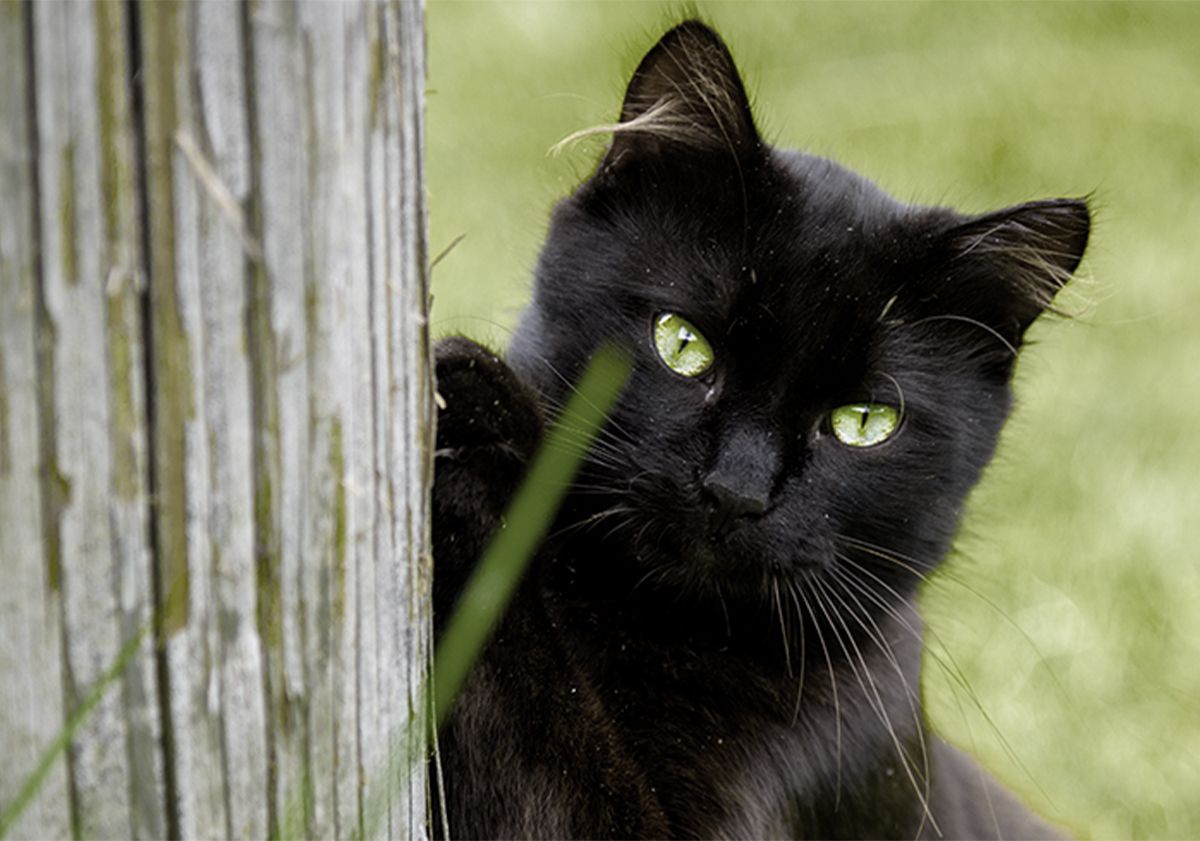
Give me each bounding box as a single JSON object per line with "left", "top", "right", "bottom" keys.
{"left": 426, "top": 3, "right": 1200, "bottom": 838}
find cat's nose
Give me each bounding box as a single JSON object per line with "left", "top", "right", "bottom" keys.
{"left": 701, "top": 423, "right": 778, "bottom": 534}
{"left": 703, "top": 476, "right": 768, "bottom": 521}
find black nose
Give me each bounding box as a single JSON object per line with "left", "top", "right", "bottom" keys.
{"left": 702, "top": 425, "right": 778, "bottom": 535}
{"left": 703, "top": 475, "right": 768, "bottom": 524}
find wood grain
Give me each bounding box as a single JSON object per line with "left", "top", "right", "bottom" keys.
{"left": 0, "top": 1, "right": 431, "bottom": 836}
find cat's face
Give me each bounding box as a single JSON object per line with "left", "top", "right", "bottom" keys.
{"left": 509, "top": 23, "right": 1088, "bottom": 604}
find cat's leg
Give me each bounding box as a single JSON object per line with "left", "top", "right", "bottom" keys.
{"left": 430, "top": 337, "right": 562, "bottom": 838}
{"left": 431, "top": 336, "right": 544, "bottom": 636}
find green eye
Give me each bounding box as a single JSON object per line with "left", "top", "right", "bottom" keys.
{"left": 830, "top": 403, "right": 901, "bottom": 447}
{"left": 653, "top": 313, "right": 714, "bottom": 377}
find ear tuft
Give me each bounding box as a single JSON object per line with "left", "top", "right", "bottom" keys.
{"left": 599, "top": 21, "right": 759, "bottom": 167}
{"left": 944, "top": 198, "right": 1091, "bottom": 338}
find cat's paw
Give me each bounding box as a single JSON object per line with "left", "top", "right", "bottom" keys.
{"left": 432, "top": 338, "right": 544, "bottom": 627}
{"left": 434, "top": 336, "right": 542, "bottom": 465}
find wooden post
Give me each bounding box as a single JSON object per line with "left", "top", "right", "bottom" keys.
{"left": 0, "top": 1, "right": 433, "bottom": 838}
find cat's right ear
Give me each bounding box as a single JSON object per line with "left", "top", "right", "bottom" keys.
{"left": 928, "top": 197, "right": 1091, "bottom": 357}
{"left": 598, "top": 21, "right": 761, "bottom": 172}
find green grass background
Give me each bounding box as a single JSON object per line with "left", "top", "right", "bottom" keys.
{"left": 426, "top": 3, "right": 1200, "bottom": 837}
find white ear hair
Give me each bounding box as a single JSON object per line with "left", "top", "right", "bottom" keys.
{"left": 950, "top": 200, "right": 1092, "bottom": 318}
{"left": 553, "top": 22, "right": 758, "bottom": 162}
{"left": 551, "top": 97, "right": 722, "bottom": 157}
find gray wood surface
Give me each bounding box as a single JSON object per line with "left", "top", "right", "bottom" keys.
{"left": 0, "top": 1, "right": 432, "bottom": 837}
{"left": 0, "top": 3, "right": 71, "bottom": 838}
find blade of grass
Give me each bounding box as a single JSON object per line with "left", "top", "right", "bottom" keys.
{"left": 0, "top": 624, "right": 149, "bottom": 839}
{"left": 352, "top": 343, "right": 631, "bottom": 841}
{"left": 432, "top": 342, "right": 631, "bottom": 727}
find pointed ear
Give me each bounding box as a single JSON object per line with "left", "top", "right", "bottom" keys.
{"left": 935, "top": 198, "right": 1091, "bottom": 347}
{"left": 602, "top": 21, "right": 760, "bottom": 169}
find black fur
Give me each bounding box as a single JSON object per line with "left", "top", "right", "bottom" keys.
{"left": 432, "top": 21, "right": 1087, "bottom": 839}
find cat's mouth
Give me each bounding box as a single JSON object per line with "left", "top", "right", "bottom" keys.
{"left": 705, "top": 506, "right": 763, "bottom": 543}
{"left": 570, "top": 467, "right": 825, "bottom": 594}
{"left": 641, "top": 504, "right": 827, "bottom": 597}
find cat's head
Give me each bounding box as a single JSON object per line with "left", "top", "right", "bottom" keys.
{"left": 509, "top": 21, "right": 1089, "bottom": 604}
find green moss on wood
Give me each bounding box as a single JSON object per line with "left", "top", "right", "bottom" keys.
{"left": 140, "top": 0, "right": 192, "bottom": 633}
{"left": 58, "top": 142, "right": 78, "bottom": 285}
{"left": 94, "top": 1, "right": 144, "bottom": 503}
{"left": 247, "top": 231, "right": 283, "bottom": 656}
{"left": 242, "top": 15, "right": 292, "bottom": 832}
{"left": 105, "top": 294, "right": 138, "bottom": 500}
{"left": 254, "top": 465, "right": 281, "bottom": 651}
{"left": 94, "top": 0, "right": 126, "bottom": 252}
{"left": 278, "top": 761, "right": 315, "bottom": 841}
{"left": 43, "top": 461, "right": 72, "bottom": 596}
{"left": 35, "top": 300, "right": 65, "bottom": 594}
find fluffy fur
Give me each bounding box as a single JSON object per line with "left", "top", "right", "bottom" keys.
{"left": 432, "top": 21, "right": 1088, "bottom": 839}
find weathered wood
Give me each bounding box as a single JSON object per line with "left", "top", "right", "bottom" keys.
{"left": 360, "top": 2, "right": 435, "bottom": 835}
{"left": 138, "top": 1, "right": 264, "bottom": 836}
{"left": 0, "top": 3, "right": 71, "bottom": 838}
{"left": 24, "top": 0, "right": 164, "bottom": 836}
{"left": 0, "top": 0, "right": 432, "bottom": 837}
{"left": 389, "top": 2, "right": 435, "bottom": 833}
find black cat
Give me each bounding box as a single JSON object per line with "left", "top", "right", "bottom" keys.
{"left": 431, "top": 21, "right": 1087, "bottom": 839}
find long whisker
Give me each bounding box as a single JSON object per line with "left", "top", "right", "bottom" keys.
{"left": 837, "top": 552, "right": 995, "bottom": 716}
{"left": 839, "top": 535, "right": 1072, "bottom": 706}
{"left": 773, "top": 577, "right": 794, "bottom": 679}
{"left": 907, "top": 313, "right": 1018, "bottom": 357}
{"left": 811, "top": 578, "right": 940, "bottom": 836}
{"left": 532, "top": 355, "right": 641, "bottom": 446}
{"left": 835, "top": 551, "right": 1053, "bottom": 806}
{"left": 823, "top": 569, "right": 936, "bottom": 831}
{"left": 826, "top": 562, "right": 922, "bottom": 707}
{"left": 785, "top": 581, "right": 807, "bottom": 726}
{"left": 544, "top": 505, "right": 635, "bottom": 543}
{"left": 794, "top": 582, "right": 843, "bottom": 807}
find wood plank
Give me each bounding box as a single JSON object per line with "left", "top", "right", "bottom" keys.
{"left": 92, "top": 1, "right": 166, "bottom": 835}
{"left": 292, "top": 2, "right": 371, "bottom": 836}
{"left": 137, "top": 1, "right": 274, "bottom": 836}
{"left": 391, "top": 0, "right": 435, "bottom": 831}
{"left": 137, "top": 2, "right": 227, "bottom": 835}
{"left": 29, "top": 1, "right": 163, "bottom": 835}
{"left": 364, "top": 9, "right": 397, "bottom": 831}
{"left": 366, "top": 2, "right": 434, "bottom": 836}
{"left": 188, "top": 5, "right": 272, "bottom": 836}
{"left": 245, "top": 1, "right": 314, "bottom": 833}
{"left": 0, "top": 4, "right": 71, "bottom": 837}
{"left": 1, "top": 0, "right": 430, "bottom": 835}
{"left": 330, "top": 7, "right": 377, "bottom": 833}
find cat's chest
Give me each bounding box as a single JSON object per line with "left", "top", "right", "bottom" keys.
{"left": 544, "top": 591, "right": 926, "bottom": 838}
{"left": 547, "top": 606, "right": 818, "bottom": 834}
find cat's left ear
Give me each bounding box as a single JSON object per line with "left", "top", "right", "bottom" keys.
{"left": 937, "top": 198, "right": 1090, "bottom": 346}
{"left": 600, "top": 21, "right": 761, "bottom": 171}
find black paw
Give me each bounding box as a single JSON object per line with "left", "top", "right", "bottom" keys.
{"left": 434, "top": 336, "right": 542, "bottom": 462}
{"left": 432, "top": 337, "right": 544, "bottom": 631}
